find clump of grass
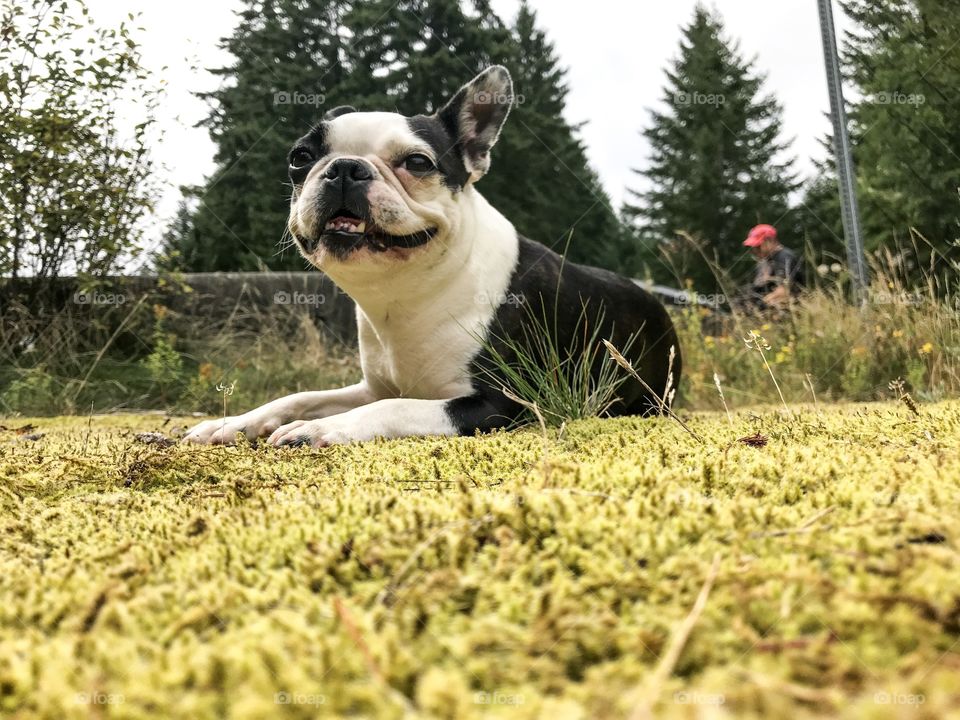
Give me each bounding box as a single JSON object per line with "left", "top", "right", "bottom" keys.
{"left": 473, "top": 298, "right": 639, "bottom": 427}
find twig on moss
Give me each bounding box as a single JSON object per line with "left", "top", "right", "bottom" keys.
{"left": 748, "top": 506, "right": 837, "bottom": 539}
{"left": 376, "top": 515, "right": 493, "bottom": 607}
{"left": 739, "top": 669, "right": 838, "bottom": 705}
{"left": 501, "top": 385, "right": 557, "bottom": 484}
{"left": 333, "top": 597, "right": 416, "bottom": 714}
{"left": 629, "top": 552, "right": 721, "bottom": 720}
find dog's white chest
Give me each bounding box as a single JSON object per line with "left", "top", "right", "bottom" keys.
{"left": 357, "top": 309, "right": 477, "bottom": 400}
{"left": 337, "top": 188, "right": 519, "bottom": 403}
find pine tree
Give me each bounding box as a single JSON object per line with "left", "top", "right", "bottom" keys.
{"left": 840, "top": 0, "right": 960, "bottom": 272}
{"left": 344, "top": 0, "right": 512, "bottom": 113}
{"left": 624, "top": 5, "right": 799, "bottom": 290}
{"left": 175, "top": 0, "right": 358, "bottom": 271}
{"left": 155, "top": 200, "right": 195, "bottom": 272}
{"left": 494, "top": 2, "right": 627, "bottom": 270}
{"left": 796, "top": 135, "right": 846, "bottom": 270}
{"left": 345, "top": 0, "right": 627, "bottom": 269}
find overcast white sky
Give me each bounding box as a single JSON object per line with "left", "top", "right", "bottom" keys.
{"left": 86, "top": 0, "right": 850, "bottom": 235}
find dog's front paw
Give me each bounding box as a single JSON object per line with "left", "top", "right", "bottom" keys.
{"left": 267, "top": 418, "right": 358, "bottom": 448}
{"left": 182, "top": 413, "right": 284, "bottom": 445}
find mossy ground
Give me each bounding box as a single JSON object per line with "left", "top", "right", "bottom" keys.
{"left": 1, "top": 403, "right": 959, "bottom": 719}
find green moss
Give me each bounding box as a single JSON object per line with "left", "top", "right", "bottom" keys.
{"left": 1, "top": 402, "right": 959, "bottom": 718}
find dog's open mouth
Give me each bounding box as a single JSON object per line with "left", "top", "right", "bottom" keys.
{"left": 323, "top": 209, "right": 368, "bottom": 236}
{"left": 318, "top": 208, "right": 437, "bottom": 254}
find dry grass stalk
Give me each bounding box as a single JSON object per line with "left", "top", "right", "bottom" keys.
{"left": 603, "top": 339, "right": 703, "bottom": 443}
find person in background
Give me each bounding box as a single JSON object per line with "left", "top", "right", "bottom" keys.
{"left": 742, "top": 224, "right": 804, "bottom": 309}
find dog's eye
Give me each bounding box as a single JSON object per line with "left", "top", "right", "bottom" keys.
{"left": 403, "top": 153, "right": 436, "bottom": 175}
{"left": 289, "top": 148, "right": 315, "bottom": 169}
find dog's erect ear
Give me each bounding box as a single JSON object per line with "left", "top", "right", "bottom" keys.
{"left": 325, "top": 105, "right": 357, "bottom": 120}
{"left": 437, "top": 66, "right": 513, "bottom": 181}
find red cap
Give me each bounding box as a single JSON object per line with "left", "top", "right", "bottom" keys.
{"left": 744, "top": 224, "right": 777, "bottom": 247}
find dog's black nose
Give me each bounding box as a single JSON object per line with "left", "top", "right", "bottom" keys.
{"left": 323, "top": 158, "right": 373, "bottom": 183}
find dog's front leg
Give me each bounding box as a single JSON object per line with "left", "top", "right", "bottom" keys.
{"left": 183, "top": 382, "right": 376, "bottom": 445}
{"left": 266, "top": 394, "right": 510, "bottom": 448}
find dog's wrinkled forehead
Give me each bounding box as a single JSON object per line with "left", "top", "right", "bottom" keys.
{"left": 321, "top": 111, "right": 469, "bottom": 190}
{"left": 325, "top": 112, "right": 414, "bottom": 156}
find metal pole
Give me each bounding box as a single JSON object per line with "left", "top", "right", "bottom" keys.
{"left": 817, "top": 0, "right": 868, "bottom": 298}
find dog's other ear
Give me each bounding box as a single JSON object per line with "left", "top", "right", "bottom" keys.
{"left": 437, "top": 66, "right": 513, "bottom": 181}
{"left": 325, "top": 105, "right": 357, "bottom": 120}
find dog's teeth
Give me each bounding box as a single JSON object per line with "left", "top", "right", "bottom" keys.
{"left": 325, "top": 217, "right": 365, "bottom": 233}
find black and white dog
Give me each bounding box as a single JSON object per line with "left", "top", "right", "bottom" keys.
{"left": 185, "top": 66, "right": 680, "bottom": 447}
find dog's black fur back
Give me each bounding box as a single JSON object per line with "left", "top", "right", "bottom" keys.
{"left": 447, "top": 236, "right": 681, "bottom": 433}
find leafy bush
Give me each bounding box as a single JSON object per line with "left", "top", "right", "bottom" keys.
{"left": 0, "top": 0, "right": 158, "bottom": 287}
{"left": 0, "top": 293, "right": 359, "bottom": 417}
{"left": 0, "top": 366, "right": 59, "bottom": 415}
{"left": 140, "top": 307, "right": 185, "bottom": 404}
